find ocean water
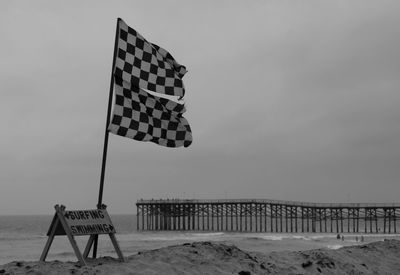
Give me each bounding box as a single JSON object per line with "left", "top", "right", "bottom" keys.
{"left": 1, "top": 215, "right": 399, "bottom": 265}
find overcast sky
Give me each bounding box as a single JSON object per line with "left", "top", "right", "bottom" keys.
{"left": 1, "top": 0, "right": 400, "bottom": 215}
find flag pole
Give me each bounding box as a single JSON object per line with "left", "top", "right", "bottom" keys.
{"left": 92, "top": 18, "right": 121, "bottom": 259}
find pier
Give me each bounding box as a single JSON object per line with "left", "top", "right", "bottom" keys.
{"left": 136, "top": 199, "right": 400, "bottom": 233}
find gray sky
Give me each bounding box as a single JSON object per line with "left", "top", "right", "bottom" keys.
{"left": 1, "top": 1, "right": 400, "bottom": 215}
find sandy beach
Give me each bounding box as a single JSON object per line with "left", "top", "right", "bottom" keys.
{"left": 1, "top": 239, "right": 399, "bottom": 274}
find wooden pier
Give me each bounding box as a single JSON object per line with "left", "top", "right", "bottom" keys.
{"left": 136, "top": 199, "right": 400, "bottom": 233}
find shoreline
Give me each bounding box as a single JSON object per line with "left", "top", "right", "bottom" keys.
{"left": 1, "top": 231, "right": 400, "bottom": 266}
{"left": 1, "top": 239, "right": 400, "bottom": 274}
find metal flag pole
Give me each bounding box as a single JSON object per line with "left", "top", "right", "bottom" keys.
{"left": 92, "top": 18, "right": 121, "bottom": 259}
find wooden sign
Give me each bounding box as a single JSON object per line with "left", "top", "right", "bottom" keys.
{"left": 40, "top": 204, "right": 124, "bottom": 266}
{"left": 48, "top": 208, "right": 116, "bottom": 236}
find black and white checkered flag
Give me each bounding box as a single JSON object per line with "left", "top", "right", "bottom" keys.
{"left": 108, "top": 19, "right": 192, "bottom": 148}
{"left": 114, "top": 19, "right": 187, "bottom": 98}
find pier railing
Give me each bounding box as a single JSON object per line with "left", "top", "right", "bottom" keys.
{"left": 136, "top": 199, "right": 400, "bottom": 233}
{"left": 137, "top": 199, "right": 400, "bottom": 208}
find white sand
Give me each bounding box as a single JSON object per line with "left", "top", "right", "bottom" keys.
{"left": 1, "top": 239, "right": 400, "bottom": 274}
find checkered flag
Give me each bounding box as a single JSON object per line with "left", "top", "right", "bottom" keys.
{"left": 108, "top": 77, "right": 192, "bottom": 147}
{"left": 108, "top": 19, "right": 192, "bottom": 148}
{"left": 114, "top": 18, "right": 187, "bottom": 98}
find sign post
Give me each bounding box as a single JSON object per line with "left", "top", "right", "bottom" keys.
{"left": 40, "top": 204, "right": 124, "bottom": 266}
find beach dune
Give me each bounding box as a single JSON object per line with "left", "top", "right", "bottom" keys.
{"left": 1, "top": 239, "right": 400, "bottom": 274}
